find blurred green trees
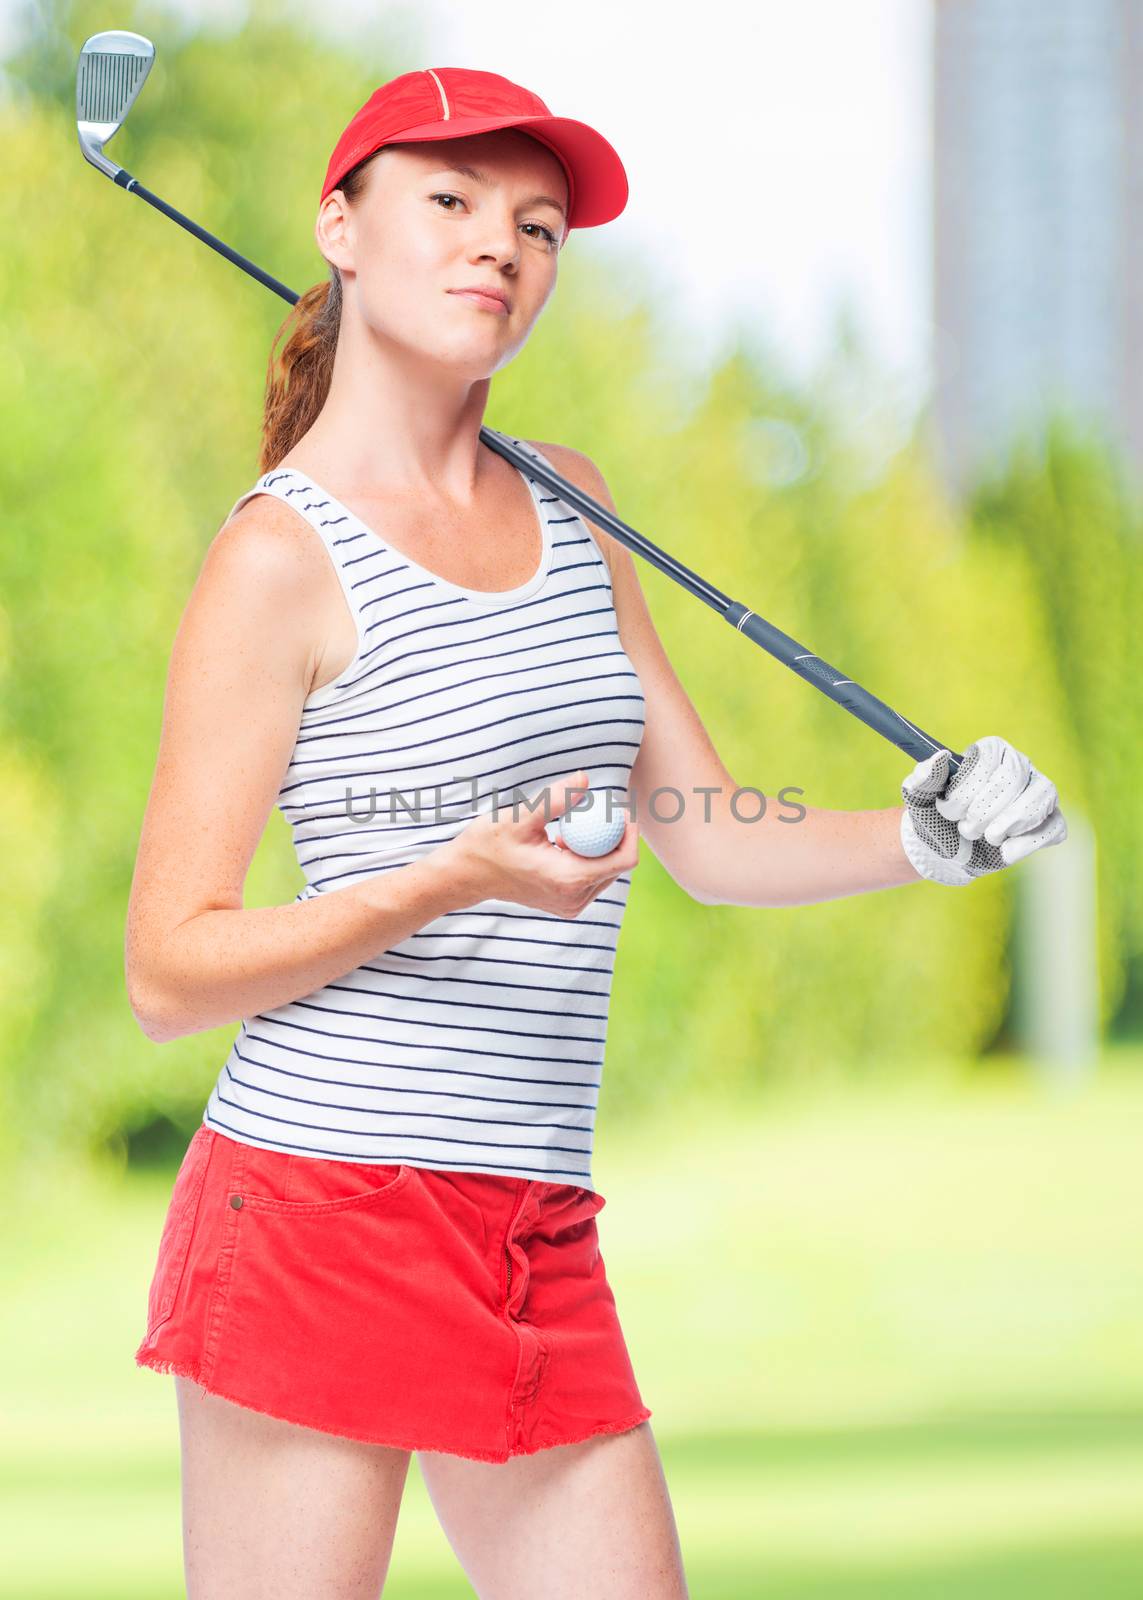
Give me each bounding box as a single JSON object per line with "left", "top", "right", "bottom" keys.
{"left": 970, "top": 425, "right": 1143, "bottom": 1036}
{"left": 0, "top": 1, "right": 1137, "bottom": 1172}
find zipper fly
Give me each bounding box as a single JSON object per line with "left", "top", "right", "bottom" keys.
{"left": 504, "top": 1183, "right": 528, "bottom": 1309}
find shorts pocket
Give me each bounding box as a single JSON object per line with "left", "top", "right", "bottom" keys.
{"left": 238, "top": 1155, "right": 412, "bottom": 1216}
{"left": 144, "top": 1125, "right": 214, "bottom": 1339}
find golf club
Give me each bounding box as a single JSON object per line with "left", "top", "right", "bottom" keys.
{"left": 77, "top": 27, "right": 963, "bottom": 773}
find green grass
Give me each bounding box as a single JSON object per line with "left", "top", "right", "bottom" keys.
{"left": 2, "top": 1051, "right": 1142, "bottom": 1596}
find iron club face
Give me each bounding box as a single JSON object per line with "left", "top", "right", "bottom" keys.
{"left": 76, "top": 30, "right": 155, "bottom": 181}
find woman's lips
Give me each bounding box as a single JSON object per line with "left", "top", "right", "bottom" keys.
{"left": 448, "top": 290, "right": 510, "bottom": 315}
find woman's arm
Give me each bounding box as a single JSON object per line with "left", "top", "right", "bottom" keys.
{"left": 531, "top": 443, "right": 923, "bottom": 908}
{"left": 125, "top": 496, "right": 466, "bottom": 1045}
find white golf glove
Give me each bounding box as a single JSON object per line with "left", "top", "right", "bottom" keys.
{"left": 900, "top": 735, "right": 1068, "bottom": 886}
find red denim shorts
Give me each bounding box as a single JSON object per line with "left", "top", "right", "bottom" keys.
{"left": 134, "top": 1126, "right": 652, "bottom": 1462}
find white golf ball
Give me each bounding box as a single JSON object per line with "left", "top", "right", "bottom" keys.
{"left": 558, "top": 791, "right": 628, "bottom": 857}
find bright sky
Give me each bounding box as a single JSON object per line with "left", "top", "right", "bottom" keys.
{"left": 43, "top": 0, "right": 934, "bottom": 388}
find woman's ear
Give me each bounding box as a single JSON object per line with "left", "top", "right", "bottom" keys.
{"left": 315, "top": 192, "right": 354, "bottom": 274}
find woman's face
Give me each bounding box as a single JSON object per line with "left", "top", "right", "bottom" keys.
{"left": 316, "top": 129, "right": 570, "bottom": 377}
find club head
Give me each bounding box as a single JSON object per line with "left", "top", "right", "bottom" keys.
{"left": 76, "top": 30, "right": 155, "bottom": 180}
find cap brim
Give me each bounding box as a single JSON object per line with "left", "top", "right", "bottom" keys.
{"left": 328, "top": 112, "right": 628, "bottom": 230}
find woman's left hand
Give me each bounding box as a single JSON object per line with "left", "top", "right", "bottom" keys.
{"left": 900, "top": 735, "right": 1068, "bottom": 886}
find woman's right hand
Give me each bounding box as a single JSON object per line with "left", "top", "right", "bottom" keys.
{"left": 437, "top": 770, "right": 640, "bottom": 917}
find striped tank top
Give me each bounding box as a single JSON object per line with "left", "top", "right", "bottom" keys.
{"left": 202, "top": 432, "right": 646, "bottom": 1189}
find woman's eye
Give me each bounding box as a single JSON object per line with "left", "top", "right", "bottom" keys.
{"left": 430, "top": 194, "right": 558, "bottom": 247}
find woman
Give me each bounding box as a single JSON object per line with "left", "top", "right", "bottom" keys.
{"left": 127, "top": 65, "right": 1066, "bottom": 1599}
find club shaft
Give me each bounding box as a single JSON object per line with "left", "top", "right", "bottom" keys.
{"left": 472, "top": 441, "right": 960, "bottom": 768}
{"left": 720, "top": 603, "right": 959, "bottom": 766}
{"left": 114, "top": 170, "right": 299, "bottom": 302}
{"left": 112, "top": 167, "right": 962, "bottom": 773}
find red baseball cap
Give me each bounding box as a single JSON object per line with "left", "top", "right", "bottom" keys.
{"left": 320, "top": 67, "right": 629, "bottom": 234}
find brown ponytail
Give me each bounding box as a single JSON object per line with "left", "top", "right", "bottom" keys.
{"left": 257, "top": 153, "right": 380, "bottom": 475}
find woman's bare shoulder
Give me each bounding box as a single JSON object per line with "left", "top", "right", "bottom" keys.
{"left": 212, "top": 486, "right": 335, "bottom": 584}
{"left": 178, "top": 487, "right": 340, "bottom": 701}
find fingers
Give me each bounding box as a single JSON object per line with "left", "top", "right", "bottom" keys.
{"left": 552, "top": 770, "right": 590, "bottom": 817}
{"left": 901, "top": 748, "right": 953, "bottom": 802}
{"left": 899, "top": 734, "right": 1067, "bottom": 880}
{"left": 999, "top": 805, "right": 1068, "bottom": 865}
{"left": 937, "top": 736, "right": 1031, "bottom": 836}
{"left": 602, "top": 818, "right": 640, "bottom": 875}
{"left": 982, "top": 770, "right": 1059, "bottom": 845}
{"left": 518, "top": 770, "right": 591, "bottom": 839}
{"left": 547, "top": 813, "right": 637, "bottom": 885}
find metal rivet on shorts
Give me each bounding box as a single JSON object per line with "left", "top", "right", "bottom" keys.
{"left": 229, "top": 1194, "right": 243, "bottom": 1209}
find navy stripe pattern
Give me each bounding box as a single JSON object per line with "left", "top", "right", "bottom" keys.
{"left": 203, "top": 433, "right": 646, "bottom": 1187}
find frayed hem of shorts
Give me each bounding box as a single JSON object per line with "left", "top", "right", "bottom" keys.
{"left": 134, "top": 1350, "right": 651, "bottom": 1464}
{"left": 504, "top": 1407, "right": 654, "bottom": 1459}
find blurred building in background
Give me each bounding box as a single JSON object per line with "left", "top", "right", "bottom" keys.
{"left": 932, "top": 0, "right": 1143, "bottom": 492}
